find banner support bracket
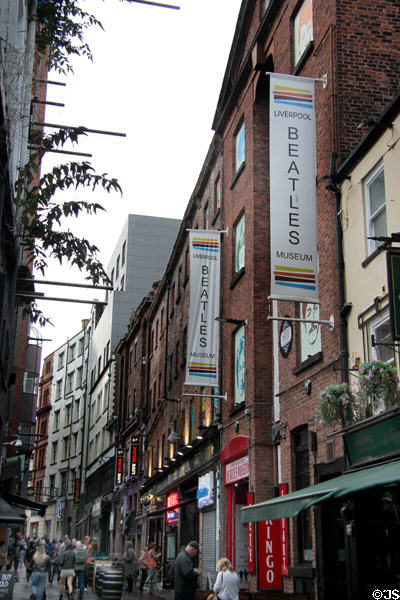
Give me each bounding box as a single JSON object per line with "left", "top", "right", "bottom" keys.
{"left": 265, "top": 71, "right": 328, "bottom": 88}
{"left": 182, "top": 391, "right": 228, "bottom": 401}
{"left": 267, "top": 315, "right": 334, "bottom": 331}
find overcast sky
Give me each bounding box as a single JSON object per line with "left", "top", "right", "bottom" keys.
{"left": 35, "top": 0, "right": 242, "bottom": 359}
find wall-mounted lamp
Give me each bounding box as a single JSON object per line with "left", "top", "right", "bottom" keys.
{"left": 3, "top": 439, "right": 22, "bottom": 447}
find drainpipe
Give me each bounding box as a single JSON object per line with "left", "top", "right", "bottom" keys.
{"left": 163, "top": 281, "right": 171, "bottom": 400}
{"left": 81, "top": 324, "right": 92, "bottom": 535}
{"left": 327, "top": 152, "right": 350, "bottom": 385}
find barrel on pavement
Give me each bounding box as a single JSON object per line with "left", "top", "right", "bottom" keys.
{"left": 96, "top": 566, "right": 124, "bottom": 600}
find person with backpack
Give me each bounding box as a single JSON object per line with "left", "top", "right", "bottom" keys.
{"left": 58, "top": 542, "right": 76, "bottom": 600}
{"left": 74, "top": 541, "right": 87, "bottom": 599}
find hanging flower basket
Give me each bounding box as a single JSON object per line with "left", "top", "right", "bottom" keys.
{"left": 357, "top": 360, "right": 399, "bottom": 411}
{"left": 316, "top": 383, "right": 357, "bottom": 427}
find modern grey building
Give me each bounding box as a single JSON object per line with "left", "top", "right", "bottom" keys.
{"left": 80, "top": 214, "right": 180, "bottom": 549}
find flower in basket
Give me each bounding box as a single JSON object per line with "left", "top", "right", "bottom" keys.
{"left": 357, "top": 360, "right": 399, "bottom": 410}
{"left": 316, "top": 382, "right": 356, "bottom": 427}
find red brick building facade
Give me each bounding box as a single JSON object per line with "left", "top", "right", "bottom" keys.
{"left": 113, "top": 1, "right": 400, "bottom": 598}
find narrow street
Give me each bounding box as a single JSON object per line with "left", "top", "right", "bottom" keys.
{"left": 12, "top": 566, "right": 174, "bottom": 600}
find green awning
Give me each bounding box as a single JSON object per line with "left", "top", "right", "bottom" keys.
{"left": 241, "top": 458, "right": 400, "bottom": 523}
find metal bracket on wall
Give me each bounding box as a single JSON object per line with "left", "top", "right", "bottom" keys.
{"left": 267, "top": 314, "right": 335, "bottom": 331}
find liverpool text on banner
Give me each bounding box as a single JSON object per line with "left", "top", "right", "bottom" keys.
{"left": 185, "top": 230, "right": 221, "bottom": 387}
{"left": 269, "top": 73, "right": 319, "bottom": 303}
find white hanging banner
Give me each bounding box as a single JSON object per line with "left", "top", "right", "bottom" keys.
{"left": 185, "top": 230, "right": 221, "bottom": 387}
{"left": 269, "top": 73, "right": 319, "bottom": 303}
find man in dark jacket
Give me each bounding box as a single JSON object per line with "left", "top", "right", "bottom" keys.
{"left": 174, "top": 541, "right": 202, "bottom": 600}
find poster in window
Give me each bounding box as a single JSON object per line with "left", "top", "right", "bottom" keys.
{"left": 300, "top": 302, "right": 321, "bottom": 362}
{"left": 235, "top": 215, "right": 245, "bottom": 272}
{"left": 235, "top": 326, "right": 245, "bottom": 404}
{"left": 216, "top": 177, "right": 222, "bottom": 211}
{"left": 294, "top": 0, "right": 313, "bottom": 65}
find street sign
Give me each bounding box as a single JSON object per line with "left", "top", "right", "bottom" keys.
{"left": 0, "top": 571, "right": 14, "bottom": 600}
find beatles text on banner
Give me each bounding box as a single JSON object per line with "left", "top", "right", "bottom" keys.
{"left": 269, "top": 73, "right": 319, "bottom": 303}
{"left": 185, "top": 230, "right": 221, "bottom": 387}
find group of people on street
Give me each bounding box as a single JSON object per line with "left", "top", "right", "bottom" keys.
{"left": 0, "top": 534, "right": 94, "bottom": 600}
{"left": 123, "top": 538, "right": 239, "bottom": 600}
{"left": 1, "top": 534, "right": 239, "bottom": 600}
{"left": 173, "top": 541, "right": 239, "bottom": 600}
{"left": 120, "top": 540, "right": 161, "bottom": 592}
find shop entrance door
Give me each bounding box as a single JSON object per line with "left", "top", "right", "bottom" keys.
{"left": 234, "top": 483, "right": 249, "bottom": 590}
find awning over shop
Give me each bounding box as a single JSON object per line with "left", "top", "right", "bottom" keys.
{"left": 241, "top": 458, "right": 400, "bottom": 523}
{"left": 0, "top": 497, "right": 25, "bottom": 527}
{"left": 0, "top": 457, "right": 22, "bottom": 482}
{"left": 2, "top": 491, "right": 46, "bottom": 517}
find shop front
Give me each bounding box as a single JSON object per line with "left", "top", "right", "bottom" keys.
{"left": 220, "top": 436, "right": 250, "bottom": 591}
{"left": 140, "top": 434, "right": 219, "bottom": 589}
{"left": 241, "top": 409, "right": 400, "bottom": 600}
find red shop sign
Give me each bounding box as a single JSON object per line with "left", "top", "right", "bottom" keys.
{"left": 279, "top": 484, "right": 289, "bottom": 576}
{"left": 258, "top": 519, "right": 282, "bottom": 589}
{"left": 166, "top": 491, "right": 179, "bottom": 524}
{"left": 247, "top": 493, "right": 255, "bottom": 573}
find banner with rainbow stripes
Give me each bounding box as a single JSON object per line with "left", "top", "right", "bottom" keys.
{"left": 269, "top": 73, "right": 319, "bottom": 303}
{"left": 185, "top": 230, "right": 221, "bottom": 387}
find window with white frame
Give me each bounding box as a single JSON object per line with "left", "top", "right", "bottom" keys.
{"left": 62, "top": 437, "right": 69, "bottom": 460}
{"left": 365, "top": 162, "right": 387, "bottom": 254}
{"left": 57, "top": 352, "right": 64, "bottom": 370}
{"left": 66, "top": 371, "right": 74, "bottom": 393}
{"left": 76, "top": 367, "right": 83, "bottom": 388}
{"left": 65, "top": 404, "right": 71, "bottom": 426}
{"left": 369, "top": 310, "right": 395, "bottom": 365}
{"left": 293, "top": 0, "right": 313, "bottom": 66}
{"left": 51, "top": 441, "right": 58, "bottom": 463}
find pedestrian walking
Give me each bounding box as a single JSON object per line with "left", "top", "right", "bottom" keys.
{"left": 82, "top": 536, "right": 92, "bottom": 589}
{"left": 0, "top": 541, "right": 7, "bottom": 570}
{"left": 30, "top": 544, "right": 51, "bottom": 600}
{"left": 138, "top": 546, "right": 148, "bottom": 591}
{"left": 144, "top": 542, "right": 160, "bottom": 591}
{"left": 59, "top": 542, "right": 76, "bottom": 600}
{"left": 48, "top": 551, "right": 59, "bottom": 584}
{"left": 25, "top": 540, "right": 36, "bottom": 582}
{"left": 122, "top": 541, "right": 136, "bottom": 592}
{"left": 212, "top": 558, "right": 239, "bottom": 600}
{"left": 74, "top": 541, "right": 87, "bottom": 599}
{"left": 173, "top": 541, "right": 202, "bottom": 600}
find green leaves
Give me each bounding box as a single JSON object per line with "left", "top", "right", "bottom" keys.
{"left": 36, "top": 0, "right": 104, "bottom": 74}
{"left": 16, "top": 126, "right": 121, "bottom": 305}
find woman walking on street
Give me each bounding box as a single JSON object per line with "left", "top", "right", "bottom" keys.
{"left": 59, "top": 542, "right": 76, "bottom": 600}
{"left": 122, "top": 541, "right": 136, "bottom": 592}
{"left": 30, "top": 544, "right": 51, "bottom": 600}
{"left": 213, "top": 558, "right": 239, "bottom": 600}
